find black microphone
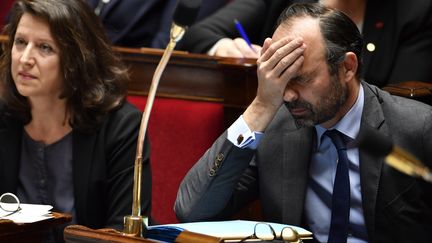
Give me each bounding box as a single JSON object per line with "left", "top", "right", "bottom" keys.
{"left": 123, "top": 0, "right": 202, "bottom": 237}
{"left": 173, "top": 0, "right": 202, "bottom": 28}
{"left": 355, "top": 126, "right": 432, "bottom": 183}
{"left": 170, "top": 0, "right": 202, "bottom": 43}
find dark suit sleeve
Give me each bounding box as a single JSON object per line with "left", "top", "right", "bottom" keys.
{"left": 176, "top": 0, "right": 267, "bottom": 53}
{"left": 175, "top": 132, "right": 259, "bottom": 222}
{"left": 103, "top": 102, "right": 151, "bottom": 229}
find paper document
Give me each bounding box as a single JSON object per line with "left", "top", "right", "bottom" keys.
{"left": 148, "top": 220, "right": 312, "bottom": 241}
{"left": 0, "top": 203, "right": 53, "bottom": 223}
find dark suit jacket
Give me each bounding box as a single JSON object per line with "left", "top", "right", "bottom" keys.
{"left": 177, "top": 0, "right": 432, "bottom": 87}
{"left": 175, "top": 82, "right": 432, "bottom": 242}
{"left": 87, "top": 0, "right": 227, "bottom": 48}
{"left": 0, "top": 101, "right": 151, "bottom": 230}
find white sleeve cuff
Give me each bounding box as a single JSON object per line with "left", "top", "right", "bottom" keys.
{"left": 227, "top": 115, "right": 263, "bottom": 149}
{"left": 206, "top": 38, "right": 232, "bottom": 56}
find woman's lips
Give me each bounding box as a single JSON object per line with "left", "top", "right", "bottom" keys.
{"left": 18, "top": 72, "right": 36, "bottom": 80}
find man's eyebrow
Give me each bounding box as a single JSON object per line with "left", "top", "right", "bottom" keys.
{"left": 289, "top": 69, "right": 318, "bottom": 84}
{"left": 291, "top": 73, "right": 311, "bottom": 83}
{"left": 290, "top": 75, "right": 304, "bottom": 83}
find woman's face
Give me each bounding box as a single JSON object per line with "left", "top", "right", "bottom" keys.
{"left": 11, "top": 13, "right": 63, "bottom": 100}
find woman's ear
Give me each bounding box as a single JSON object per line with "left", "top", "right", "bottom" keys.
{"left": 342, "top": 52, "right": 358, "bottom": 82}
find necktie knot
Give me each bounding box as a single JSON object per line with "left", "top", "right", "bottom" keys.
{"left": 325, "top": 130, "right": 347, "bottom": 151}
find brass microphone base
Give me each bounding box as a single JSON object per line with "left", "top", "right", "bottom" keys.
{"left": 123, "top": 215, "right": 147, "bottom": 237}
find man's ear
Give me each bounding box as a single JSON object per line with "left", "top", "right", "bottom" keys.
{"left": 342, "top": 52, "right": 358, "bottom": 82}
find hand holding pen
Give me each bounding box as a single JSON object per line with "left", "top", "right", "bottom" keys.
{"left": 211, "top": 19, "right": 261, "bottom": 58}
{"left": 233, "top": 19, "right": 260, "bottom": 58}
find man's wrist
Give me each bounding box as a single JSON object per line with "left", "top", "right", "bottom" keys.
{"left": 227, "top": 115, "right": 264, "bottom": 149}
{"left": 243, "top": 98, "right": 280, "bottom": 132}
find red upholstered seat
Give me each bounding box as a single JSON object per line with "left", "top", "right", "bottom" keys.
{"left": 0, "top": 0, "right": 14, "bottom": 29}
{"left": 127, "top": 96, "right": 224, "bottom": 224}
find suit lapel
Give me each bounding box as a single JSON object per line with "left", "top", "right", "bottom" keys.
{"left": 281, "top": 119, "right": 314, "bottom": 224}
{"left": 0, "top": 120, "right": 22, "bottom": 193}
{"left": 72, "top": 131, "right": 97, "bottom": 224}
{"left": 358, "top": 83, "right": 389, "bottom": 240}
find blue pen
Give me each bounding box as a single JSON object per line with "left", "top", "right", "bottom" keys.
{"left": 234, "top": 19, "right": 256, "bottom": 52}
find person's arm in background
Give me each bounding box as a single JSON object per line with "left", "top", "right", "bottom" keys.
{"left": 176, "top": 0, "right": 267, "bottom": 58}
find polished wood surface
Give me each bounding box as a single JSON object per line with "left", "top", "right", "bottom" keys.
{"left": 64, "top": 225, "right": 157, "bottom": 243}
{"left": 64, "top": 224, "right": 223, "bottom": 243}
{"left": 383, "top": 81, "right": 432, "bottom": 104}
{"left": 0, "top": 212, "right": 72, "bottom": 243}
{"left": 115, "top": 46, "right": 258, "bottom": 125}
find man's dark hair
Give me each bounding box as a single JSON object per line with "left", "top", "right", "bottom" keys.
{"left": 0, "top": 0, "right": 129, "bottom": 132}
{"left": 277, "top": 3, "right": 363, "bottom": 77}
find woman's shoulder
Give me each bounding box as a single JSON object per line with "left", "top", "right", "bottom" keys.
{"left": 112, "top": 101, "right": 141, "bottom": 117}
{"left": 103, "top": 101, "right": 142, "bottom": 127}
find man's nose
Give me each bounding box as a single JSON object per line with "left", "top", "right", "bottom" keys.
{"left": 283, "top": 86, "right": 299, "bottom": 102}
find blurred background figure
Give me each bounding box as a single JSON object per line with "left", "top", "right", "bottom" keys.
{"left": 86, "top": 0, "right": 229, "bottom": 48}
{"left": 2, "top": 0, "right": 230, "bottom": 48}
{"left": 177, "top": 0, "right": 432, "bottom": 87}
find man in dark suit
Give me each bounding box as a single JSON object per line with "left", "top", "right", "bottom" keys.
{"left": 86, "top": 0, "right": 227, "bottom": 48}
{"left": 177, "top": 0, "right": 432, "bottom": 87}
{"left": 175, "top": 3, "right": 432, "bottom": 242}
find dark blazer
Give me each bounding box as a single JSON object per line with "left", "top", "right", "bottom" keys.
{"left": 0, "top": 101, "right": 151, "bottom": 230}
{"left": 87, "top": 0, "right": 175, "bottom": 48}
{"left": 177, "top": 0, "right": 432, "bottom": 87}
{"left": 175, "top": 82, "right": 432, "bottom": 242}
{"left": 87, "top": 0, "right": 227, "bottom": 48}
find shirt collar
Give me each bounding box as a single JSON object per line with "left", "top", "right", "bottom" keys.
{"left": 315, "top": 84, "right": 364, "bottom": 147}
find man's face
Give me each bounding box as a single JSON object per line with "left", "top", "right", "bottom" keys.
{"left": 285, "top": 72, "right": 348, "bottom": 127}
{"left": 272, "top": 17, "right": 349, "bottom": 128}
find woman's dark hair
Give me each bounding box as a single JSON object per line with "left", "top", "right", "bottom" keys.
{"left": 277, "top": 3, "right": 363, "bottom": 77}
{"left": 0, "top": 0, "right": 129, "bottom": 132}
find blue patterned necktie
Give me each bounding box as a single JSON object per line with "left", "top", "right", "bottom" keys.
{"left": 325, "top": 130, "right": 350, "bottom": 243}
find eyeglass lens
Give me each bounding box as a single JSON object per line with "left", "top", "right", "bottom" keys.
{"left": 254, "top": 223, "right": 276, "bottom": 241}
{"left": 0, "top": 193, "right": 20, "bottom": 212}
{"left": 281, "top": 227, "right": 301, "bottom": 242}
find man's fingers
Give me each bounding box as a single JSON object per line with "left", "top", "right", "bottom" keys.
{"left": 272, "top": 43, "right": 306, "bottom": 78}
{"left": 280, "top": 54, "right": 305, "bottom": 82}
{"left": 233, "top": 38, "right": 260, "bottom": 58}
{"left": 258, "top": 37, "right": 304, "bottom": 73}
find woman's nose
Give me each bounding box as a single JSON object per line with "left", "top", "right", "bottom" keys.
{"left": 19, "top": 44, "right": 35, "bottom": 66}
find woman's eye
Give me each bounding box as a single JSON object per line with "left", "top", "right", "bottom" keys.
{"left": 39, "top": 43, "right": 54, "bottom": 54}
{"left": 14, "top": 38, "right": 26, "bottom": 47}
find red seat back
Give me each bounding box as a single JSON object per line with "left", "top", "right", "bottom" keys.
{"left": 0, "top": 0, "right": 14, "bottom": 29}
{"left": 127, "top": 96, "right": 224, "bottom": 224}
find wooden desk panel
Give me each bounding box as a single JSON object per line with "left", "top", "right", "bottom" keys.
{"left": 115, "top": 47, "right": 258, "bottom": 125}
{"left": 0, "top": 212, "right": 72, "bottom": 243}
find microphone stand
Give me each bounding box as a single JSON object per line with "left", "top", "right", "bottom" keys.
{"left": 123, "top": 23, "right": 187, "bottom": 237}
